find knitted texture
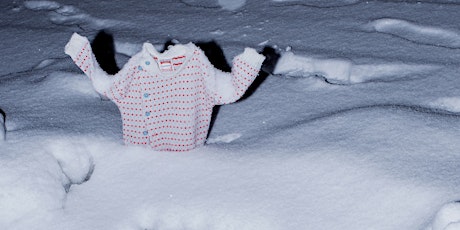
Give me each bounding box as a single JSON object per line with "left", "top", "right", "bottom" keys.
{"left": 65, "top": 33, "right": 265, "bottom": 151}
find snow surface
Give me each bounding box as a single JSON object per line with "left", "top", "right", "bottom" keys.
{"left": 0, "top": 112, "right": 5, "bottom": 141}
{"left": 1, "top": 0, "right": 460, "bottom": 229}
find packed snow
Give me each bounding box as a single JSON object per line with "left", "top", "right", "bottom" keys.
{"left": 1, "top": 0, "right": 460, "bottom": 229}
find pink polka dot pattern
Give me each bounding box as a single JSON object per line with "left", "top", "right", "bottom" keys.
{"left": 65, "top": 33, "right": 265, "bottom": 151}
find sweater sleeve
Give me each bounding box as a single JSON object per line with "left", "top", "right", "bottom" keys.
{"left": 201, "top": 47, "right": 265, "bottom": 105}
{"left": 64, "top": 33, "right": 134, "bottom": 101}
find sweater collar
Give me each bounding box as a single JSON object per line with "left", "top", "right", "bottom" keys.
{"left": 143, "top": 42, "right": 193, "bottom": 59}
{"left": 142, "top": 42, "right": 194, "bottom": 75}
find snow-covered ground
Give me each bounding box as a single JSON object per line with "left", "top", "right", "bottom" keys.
{"left": 1, "top": 0, "right": 460, "bottom": 229}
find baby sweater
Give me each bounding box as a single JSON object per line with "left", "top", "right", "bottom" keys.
{"left": 65, "top": 33, "right": 265, "bottom": 151}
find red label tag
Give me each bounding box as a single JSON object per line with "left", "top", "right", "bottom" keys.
{"left": 159, "top": 59, "right": 173, "bottom": 72}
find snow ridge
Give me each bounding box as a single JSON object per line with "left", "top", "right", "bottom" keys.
{"left": 367, "top": 18, "right": 460, "bottom": 49}
{"left": 23, "top": 0, "right": 129, "bottom": 30}
{"left": 274, "top": 51, "right": 439, "bottom": 84}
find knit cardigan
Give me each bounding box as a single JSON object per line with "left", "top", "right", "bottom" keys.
{"left": 65, "top": 33, "right": 265, "bottom": 151}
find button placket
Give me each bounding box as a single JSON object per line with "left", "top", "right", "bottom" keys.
{"left": 139, "top": 62, "right": 151, "bottom": 141}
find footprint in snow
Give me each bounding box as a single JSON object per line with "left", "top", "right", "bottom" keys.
{"left": 367, "top": 18, "right": 460, "bottom": 49}
{"left": 23, "top": 0, "right": 127, "bottom": 30}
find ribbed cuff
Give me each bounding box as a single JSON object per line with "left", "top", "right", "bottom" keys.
{"left": 64, "top": 33, "right": 90, "bottom": 57}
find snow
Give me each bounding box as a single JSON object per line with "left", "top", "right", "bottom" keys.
{"left": 367, "top": 18, "right": 460, "bottom": 49}
{"left": 1, "top": 0, "right": 460, "bottom": 229}
{"left": 46, "top": 138, "right": 95, "bottom": 185}
{"left": 0, "top": 111, "right": 5, "bottom": 141}
{"left": 430, "top": 202, "right": 460, "bottom": 230}
{"left": 23, "top": 0, "right": 60, "bottom": 11}
{"left": 431, "top": 97, "right": 460, "bottom": 113}
{"left": 274, "top": 51, "right": 440, "bottom": 84}
{"left": 218, "top": 0, "right": 246, "bottom": 11}
{"left": 0, "top": 141, "right": 68, "bottom": 227}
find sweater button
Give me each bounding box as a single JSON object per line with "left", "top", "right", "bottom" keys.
{"left": 143, "top": 131, "right": 148, "bottom": 136}
{"left": 143, "top": 93, "right": 149, "bottom": 98}
{"left": 145, "top": 61, "right": 151, "bottom": 65}
{"left": 138, "top": 66, "right": 143, "bottom": 71}
{"left": 145, "top": 111, "right": 151, "bottom": 116}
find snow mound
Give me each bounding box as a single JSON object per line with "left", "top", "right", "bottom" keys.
{"left": 0, "top": 142, "right": 68, "bottom": 227}
{"left": 274, "top": 51, "right": 439, "bottom": 84}
{"left": 274, "top": 51, "right": 353, "bottom": 83}
{"left": 45, "top": 138, "right": 95, "bottom": 185}
{"left": 429, "top": 97, "right": 460, "bottom": 113}
{"left": 367, "top": 18, "right": 460, "bottom": 48}
{"left": 428, "top": 201, "right": 460, "bottom": 230}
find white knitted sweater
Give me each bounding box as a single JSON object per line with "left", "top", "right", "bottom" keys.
{"left": 65, "top": 33, "right": 265, "bottom": 151}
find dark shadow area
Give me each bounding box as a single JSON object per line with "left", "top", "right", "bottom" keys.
{"left": 0, "top": 108, "right": 6, "bottom": 139}
{"left": 193, "top": 40, "right": 231, "bottom": 137}
{"left": 240, "top": 46, "right": 280, "bottom": 100}
{"left": 163, "top": 40, "right": 280, "bottom": 136}
{"left": 0, "top": 108, "right": 5, "bottom": 122}
{"left": 90, "top": 30, "right": 279, "bottom": 139}
{"left": 163, "top": 40, "right": 232, "bottom": 72}
{"left": 91, "top": 30, "right": 120, "bottom": 75}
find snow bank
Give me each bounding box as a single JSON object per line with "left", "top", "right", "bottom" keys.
{"left": 274, "top": 51, "right": 353, "bottom": 83}
{"left": 428, "top": 201, "right": 460, "bottom": 230}
{"left": 367, "top": 18, "right": 460, "bottom": 49}
{"left": 3, "top": 0, "right": 460, "bottom": 229}
{"left": 274, "top": 51, "right": 439, "bottom": 84}
{"left": 0, "top": 141, "right": 68, "bottom": 228}
{"left": 45, "top": 138, "right": 95, "bottom": 185}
